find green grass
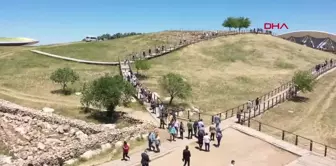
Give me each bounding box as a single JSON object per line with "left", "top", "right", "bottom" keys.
{"left": 140, "top": 34, "right": 335, "bottom": 114}
{"left": 36, "top": 31, "right": 198, "bottom": 62}
{"left": 0, "top": 31, "right": 195, "bottom": 123}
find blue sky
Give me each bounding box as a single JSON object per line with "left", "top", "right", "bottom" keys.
{"left": 1, "top": 0, "right": 335, "bottom": 45}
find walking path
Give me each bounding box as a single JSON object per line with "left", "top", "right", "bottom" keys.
{"left": 99, "top": 117, "right": 236, "bottom": 166}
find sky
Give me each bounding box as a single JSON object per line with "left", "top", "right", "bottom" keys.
{"left": 1, "top": 0, "right": 335, "bottom": 45}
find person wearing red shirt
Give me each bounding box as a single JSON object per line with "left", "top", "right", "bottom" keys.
{"left": 122, "top": 141, "right": 130, "bottom": 161}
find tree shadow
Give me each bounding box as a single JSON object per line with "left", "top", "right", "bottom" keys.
{"left": 79, "top": 107, "right": 126, "bottom": 124}
{"left": 289, "top": 96, "right": 310, "bottom": 103}
{"left": 50, "top": 89, "right": 73, "bottom": 96}
{"left": 135, "top": 73, "right": 149, "bottom": 80}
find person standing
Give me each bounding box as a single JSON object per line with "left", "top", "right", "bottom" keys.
{"left": 122, "top": 141, "right": 130, "bottom": 161}
{"left": 182, "top": 146, "right": 191, "bottom": 166}
{"left": 204, "top": 133, "right": 211, "bottom": 152}
{"left": 179, "top": 121, "right": 185, "bottom": 139}
{"left": 187, "top": 120, "right": 193, "bottom": 139}
{"left": 209, "top": 123, "right": 216, "bottom": 141}
{"left": 141, "top": 150, "right": 150, "bottom": 166}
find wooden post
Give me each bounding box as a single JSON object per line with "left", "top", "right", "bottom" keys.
{"left": 225, "top": 111, "right": 228, "bottom": 119}
{"left": 187, "top": 110, "right": 190, "bottom": 119}
{"left": 310, "top": 140, "right": 313, "bottom": 151}
{"left": 324, "top": 146, "right": 327, "bottom": 157}
{"left": 282, "top": 131, "right": 285, "bottom": 140}
{"left": 295, "top": 135, "right": 298, "bottom": 145}
{"left": 258, "top": 122, "right": 261, "bottom": 131}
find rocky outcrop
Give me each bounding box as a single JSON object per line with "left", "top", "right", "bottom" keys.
{"left": 0, "top": 99, "right": 156, "bottom": 166}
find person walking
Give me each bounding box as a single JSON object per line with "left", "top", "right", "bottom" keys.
{"left": 180, "top": 121, "right": 185, "bottom": 139}
{"left": 187, "top": 120, "right": 193, "bottom": 139}
{"left": 168, "top": 124, "right": 177, "bottom": 141}
{"left": 216, "top": 130, "right": 223, "bottom": 147}
{"left": 182, "top": 146, "right": 191, "bottom": 166}
{"left": 204, "top": 133, "right": 211, "bottom": 152}
{"left": 193, "top": 120, "right": 198, "bottom": 137}
{"left": 155, "top": 134, "right": 161, "bottom": 152}
{"left": 122, "top": 141, "right": 130, "bottom": 161}
{"left": 148, "top": 131, "right": 156, "bottom": 151}
{"left": 209, "top": 123, "right": 216, "bottom": 141}
{"left": 198, "top": 127, "right": 205, "bottom": 150}
{"left": 213, "top": 114, "right": 221, "bottom": 128}
{"left": 141, "top": 150, "right": 150, "bottom": 166}
{"left": 230, "top": 160, "right": 235, "bottom": 166}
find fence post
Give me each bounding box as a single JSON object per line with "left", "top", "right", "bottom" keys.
{"left": 324, "top": 145, "right": 327, "bottom": 157}
{"left": 231, "top": 109, "right": 234, "bottom": 117}
{"left": 258, "top": 103, "right": 261, "bottom": 115}
{"left": 211, "top": 115, "right": 214, "bottom": 123}
{"left": 258, "top": 122, "right": 261, "bottom": 131}
{"left": 225, "top": 111, "right": 228, "bottom": 119}
{"left": 248, "top": 111, "right": 251, "bottom": 127}
{"left": 198, "top": 113, "right": 201, "bottom": 120}
{"left": 282, "top": 130, "right": 285, "bottom": 140}
{"left": 272, "top": 98, "right": 274, "bottom": 107}
{"left": 188, "top": 110, "right": 190, "bottom": 119}
{"left": 243, "top": 113, "right": 246, "bottom": 125}
{"left": 309, "top": 140, "right": 313, "bottom": 151}
{"left": 267, "top": 100, "right": 270, "bottom": 109}
{"left": 295, "top": 135, "right": 298, "bottom": 145}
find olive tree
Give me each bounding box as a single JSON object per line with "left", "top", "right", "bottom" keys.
{"left": 80, "top": 75, "right": 135, "bottom": 115}
{"left": 159, "top": 73, "right": 192, "bottom": 104}
{"left": 50, "top": 67, "right": 79, "bottom": 93}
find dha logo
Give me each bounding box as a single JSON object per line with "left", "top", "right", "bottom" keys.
{"left": 264, "top": 23, "right": 289, "bottom": 30}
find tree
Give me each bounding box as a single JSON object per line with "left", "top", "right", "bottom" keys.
{"left": 80, "top": 75, "right": 135, "bottom": 115}
{"left": 50, "top": 67, "right": 79, "bottom": 93}
{"left": 222, "top": 17, "right": 237, "bottom": 31}
{"left": 135, "top": 60, "right": 151, "bottom": 74}
{"left": 236, "top": 17, "right": 251, "bottom": 32}
{"left": 241, "top": 17, "right": 251, "bottom": 30}
{"left": 159, "top": 73, "right": 192, "bottom": 104}
{"left": 292, "top": 70, "right": 316, "bottom": 94}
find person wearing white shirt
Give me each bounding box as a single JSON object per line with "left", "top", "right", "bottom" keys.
{"left": 203, "top": 133, "right": 210, "bottom": 152}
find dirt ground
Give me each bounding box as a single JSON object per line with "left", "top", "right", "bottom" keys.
{"left": 150, "top": 128, "right": 298, "bottom": 166}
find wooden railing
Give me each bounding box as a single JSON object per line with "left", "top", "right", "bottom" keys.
{"left": 245, "top": 119, "right": 336, "bottom": 159}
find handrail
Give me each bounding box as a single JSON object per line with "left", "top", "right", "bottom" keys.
{"left": 246, "top": 118, "right": 336, "bottom": 158}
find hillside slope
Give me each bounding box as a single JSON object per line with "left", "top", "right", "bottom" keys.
{"left": 36, "top": 31, "right": 205, "bottom": 61}
{"left": 141, "top": 34, "right": 335, "bottom": 112}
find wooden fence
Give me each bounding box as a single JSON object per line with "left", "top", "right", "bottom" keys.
{"left": 246, "top": 119, "right": 336, "bottom": 159}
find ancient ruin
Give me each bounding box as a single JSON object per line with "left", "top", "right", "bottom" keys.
{"left": 0, "top": 99, "right": 155, "bottom": 166}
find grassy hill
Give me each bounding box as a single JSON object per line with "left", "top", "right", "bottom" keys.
{"left": 36, "top": 31, "right": 203, "bottom": 61}
{"left": 0, "top": 32, "right": 334, "bottom": 123}
{"left": 255, "top": 69, "right": 336, "bottom": 148}
{"left": 140, "top": 34, "right": 335, "bottom": 112}
{"left": 0, "top": 31, "right": 201, "bottom": 122}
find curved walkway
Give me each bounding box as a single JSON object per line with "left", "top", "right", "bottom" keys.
{"left": 30, "top": 31, "right": 254, "bottom": 65}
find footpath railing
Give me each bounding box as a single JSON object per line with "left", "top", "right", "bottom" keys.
{"left": 245, "top": 119, "right": 336, "bottom": 159}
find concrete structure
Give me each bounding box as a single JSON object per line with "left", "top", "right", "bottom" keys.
{"left": 278, "top": 31, "right": 336, "bottom": 51}
{"left": 0, "top": 37, "right": 39, "bottom": 46}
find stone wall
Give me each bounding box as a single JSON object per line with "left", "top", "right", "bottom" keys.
{"left": 0, "top": 99, "right": 156, "bottom": 166}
